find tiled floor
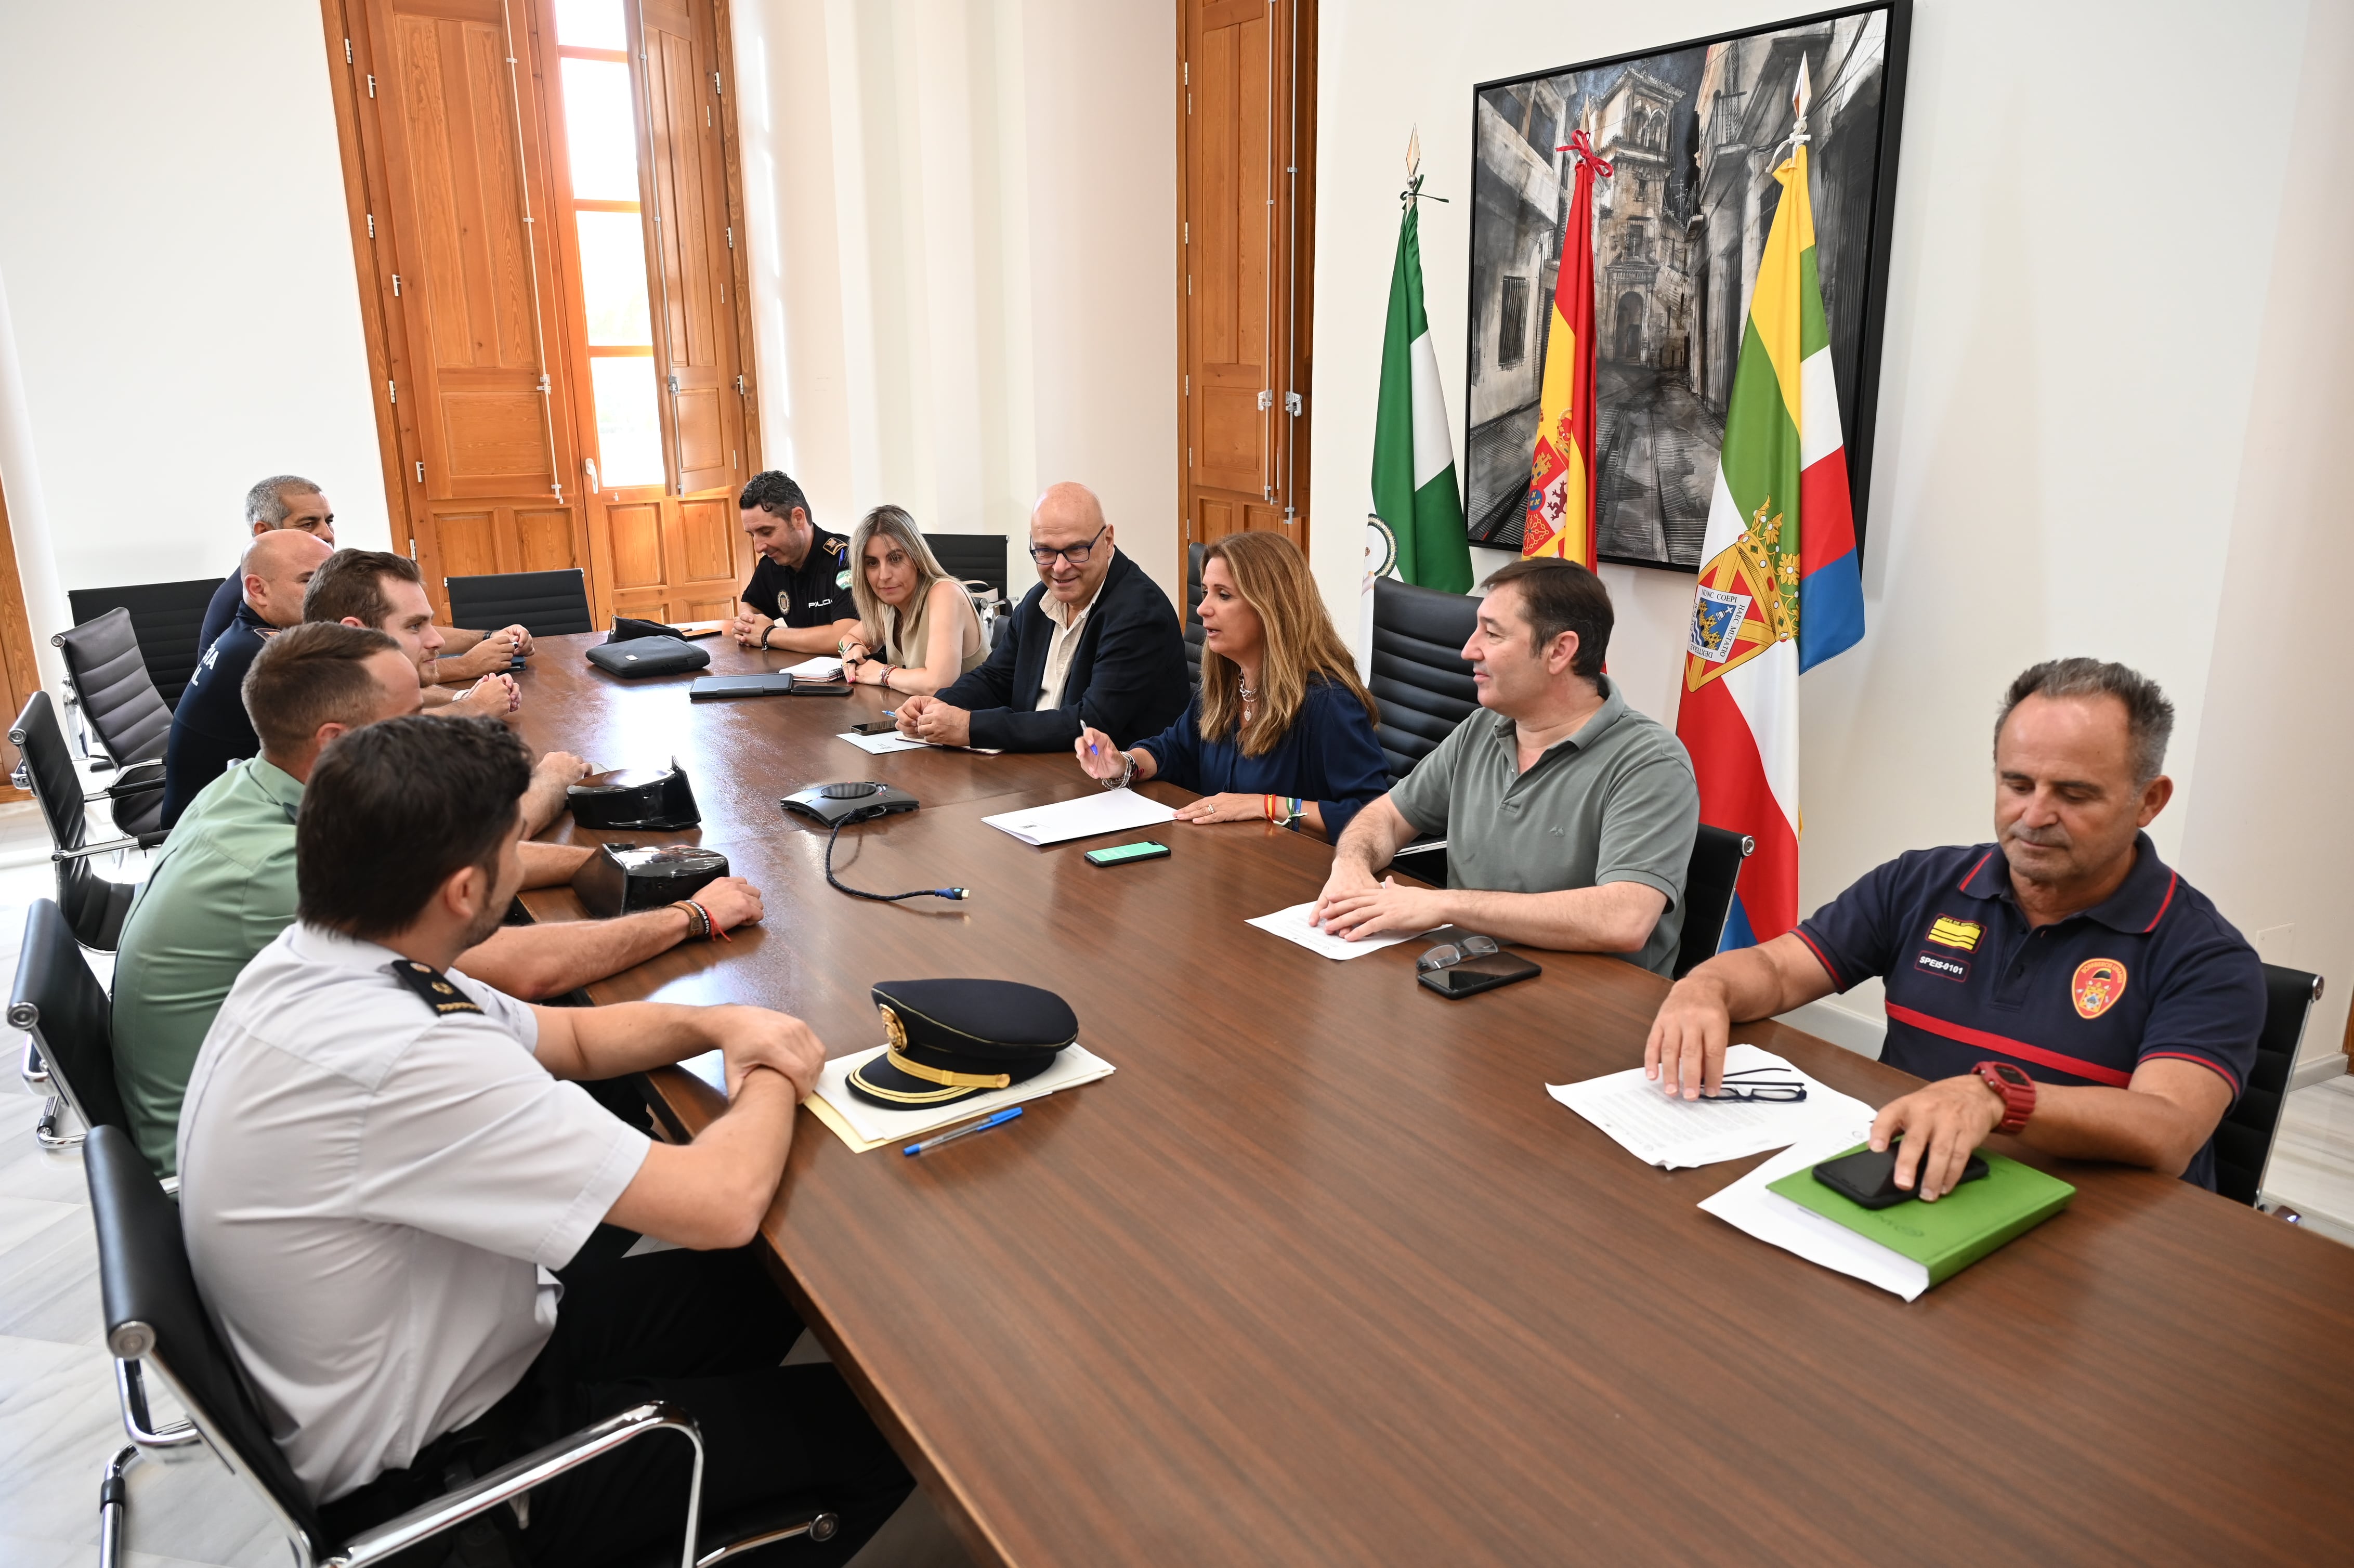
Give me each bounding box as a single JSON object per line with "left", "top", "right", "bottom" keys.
{"left": 0, "top": 799, "right": 968, "bottom": 1568}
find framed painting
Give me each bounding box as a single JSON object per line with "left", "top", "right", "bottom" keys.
{"left": 1462, "top": 1, "right": 1911, "bottom": 569}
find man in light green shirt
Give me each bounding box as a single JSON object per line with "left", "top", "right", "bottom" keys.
{"left": 112, "top": 623, "right": 767, "bottom": 1177}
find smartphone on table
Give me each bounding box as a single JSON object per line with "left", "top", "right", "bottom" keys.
{"left": 1085, "top": 841, "right": 1170, "bottom": 867}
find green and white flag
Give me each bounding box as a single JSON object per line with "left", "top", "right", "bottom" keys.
{"left": 1369, "top": 180, "right": 1471, "bottom": 594}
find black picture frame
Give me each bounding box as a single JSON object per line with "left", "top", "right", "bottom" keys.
{"left": 1461, "top": 0, "right": 1911, "bottom": 572}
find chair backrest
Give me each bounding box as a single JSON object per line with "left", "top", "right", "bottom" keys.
{"left": 443, "top": 569, "right": 594, "bottom": 639}
{"left": 1183, "top": 543, "right": 1206, "bottom": 689}
{"left": 67, "top": 578, "right": 224, "bottom": 708}
{"left": 2212, "top": 964, "right": 2323, "bottom": 1206}
{"left": 54, "top": 608, "right": 173, "bottom": 767}
{"left": 1368, "top": 577, "right": 1479, "bottom": 783}
{"left": 924, "top": 532, "right": 1010, "bottom": 603}
{"left": 85, "top": 1123, "right": 328, "bottom": 1557}
{"left": 11, "top": 691, "right": 140, "bottom": 950}
{"left": 11, "top": 898, "right": 128, "bottom": 1136}
{"left": 1672, "top": 826, "right": 1755, "bottom": 979}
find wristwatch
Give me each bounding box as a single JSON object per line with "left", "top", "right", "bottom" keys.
{"left": 1973, "top": 1060, "right": 2036, "bottom": 1135}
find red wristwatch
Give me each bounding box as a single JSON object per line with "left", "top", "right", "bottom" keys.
{"left": 1973, "top": 1060, "right": 2036, "bottom": 1134}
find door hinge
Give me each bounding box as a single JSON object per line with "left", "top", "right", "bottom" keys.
{"left": 406, "top": 537, "right": 417, "bottom": 561}
{"left": 1187, "top": 275, "right": 1192, "bottom": 295}
{"left": 387, "top": 379, "right": 397, "bottom": 404}
{"left": 390, "top": 273, "right": 401, "bottom": 296}
{"left": 713, "top": 70, "right": 722, "bottom": 96}
{"left": 365, "top": 213, "right": 375, "bottom": 239}
{"left": 1286, "top": 391, "right": 1302, "bottom": 416}
{"left": 668, "top": 373, "right": 681, "bottom": 394}
{"left": 366, "top": 73, "right": 376, "bottom": 98}
{"left": 1257, "top": 389, "right": 1274, "bottom": 412}
{"left": 344, "top": 37, "right": 352, "bottom": 64}
{"left": 1183, "top": 62, "right": 1189, "bottom": 85}
{"left": 1183, "top": 220, "right": 1189, "bottom": 244}
{"left": 1184, "top": 374, "right": 1189, "bottom": 395}
{"left": 735, "top": 374, "right": 746, "bottom": 394}
{"left": 1188, "top": 447, "right": 1194, "bottom": 468}
{"left": 414, "top": 460, "right": 424, "bottom": 484}
{"left": 726, "top": 225, "right": 733, "bottom": 249}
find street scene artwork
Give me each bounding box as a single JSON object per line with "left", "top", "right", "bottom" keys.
{"left": 1463, "top": 5, "right": 1904, "bottom": 567}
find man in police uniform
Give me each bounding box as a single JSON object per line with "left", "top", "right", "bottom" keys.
{"left": 1647, "top": 657, "right": 2264, "bottom": 1198}
{"left": 730, "top": 469, "right": 862, "bottom": 655}
{"left": 177, "top": 716, "right": 908, "bottom": 1563}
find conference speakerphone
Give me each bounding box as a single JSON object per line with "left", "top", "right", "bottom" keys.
{"left": 779, "top": 780, "right": 921, "bottom": 828}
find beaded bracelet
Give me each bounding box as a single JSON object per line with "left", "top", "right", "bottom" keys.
{"left": 673, "top": 898, "right": 730, "bottom": 942}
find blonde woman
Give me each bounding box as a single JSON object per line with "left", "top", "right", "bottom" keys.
{"left": 838, "top": 505, "right": 988, "bottom": 697}
{"left": 1074, "top": 530, "right": 1385, "bottom": 839}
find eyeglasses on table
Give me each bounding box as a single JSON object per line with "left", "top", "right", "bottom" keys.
{"left": 1699, "top": 1068, "right": 1809, "bottom": 1103}
{"left": 1417, "top": 935, "right": 1501, "bottom": 974}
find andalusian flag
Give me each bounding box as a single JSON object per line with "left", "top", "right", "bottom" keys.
{"left": 1675, "top": 60, "right": 1865, "bottom": 950}
{"left": 1371, "top": 172, "right": 1470, "bottom": 593}
{"left": 1523, "top": 128, "right": 1611, "bottom": 564}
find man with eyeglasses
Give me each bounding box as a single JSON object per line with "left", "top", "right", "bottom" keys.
{"left": 894, "top": 482, "right": 1191, "bottom": 752}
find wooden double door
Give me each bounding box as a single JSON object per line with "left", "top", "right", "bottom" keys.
{"left": 324, "top": 0, "right": 756, "bottom": 626}
{"left": 1178, "top": 0, "right": 1316, "bottom": 577}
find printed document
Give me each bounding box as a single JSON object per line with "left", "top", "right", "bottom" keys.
{"left": 982, "top": 788, "right": 1176, "bottom": 846}
{"left": 1546, "top": 1043, "right": 1875, "bottom": 1168}
{"left": 1698, "top": 1123, "right": 1931, "bottom": 1301}
{"left": 1246, "top": 901, "right": 1427, "bottom": 960}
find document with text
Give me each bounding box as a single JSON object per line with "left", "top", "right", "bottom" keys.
{"left": 1245, "top": 901, "right": 1427, "bottom": 960}
{"left": 1546, "top": 1044, "right": 1875, "bottom": 1169}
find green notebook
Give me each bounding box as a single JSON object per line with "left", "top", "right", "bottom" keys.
{"left": 1767, "top": 1144, "right": 2076, "bottom": 1289}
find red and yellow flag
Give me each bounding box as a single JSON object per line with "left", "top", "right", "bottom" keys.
{"left": 1522, "top": 129, "right": 1612, "bottom": 563}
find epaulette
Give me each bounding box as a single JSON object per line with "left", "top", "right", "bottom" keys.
{"left": 387, "top": 959, "right": 483, "bottom": 1017}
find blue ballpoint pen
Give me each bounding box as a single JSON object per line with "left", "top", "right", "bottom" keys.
{"left": 903, "top": 1105, "right": 1023, "bottom": 1156}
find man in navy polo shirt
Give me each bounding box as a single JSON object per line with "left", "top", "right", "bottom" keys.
{"left": 1646, "top": 658, "right": 2263, "bottom": 1197}
{"left": 728, "top": 469, "right": 861, "bottom": 656}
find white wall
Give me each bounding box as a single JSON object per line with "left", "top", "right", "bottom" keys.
{"left": 729, "top": 0, "right": 1179, "bottom": 602}
{"left": 0, "top": 0, "right": 390, "bottom": 683}
{"left": 1316, "top": 0, "right": 2350, "bottom": 1063}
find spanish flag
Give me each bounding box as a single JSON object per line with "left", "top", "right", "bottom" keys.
{"left": 1521, "top": 129, "right": 1610, "bottom": 563}
{"left": 1675, "top": 60, "right": 1865, "bottom": 949}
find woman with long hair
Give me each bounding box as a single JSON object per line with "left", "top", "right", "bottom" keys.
{"left": 837, "top": 505, "right": 989, "bottom": 697}
{"left": 1074, "top": 530, "right": 1386, "bottom": 838}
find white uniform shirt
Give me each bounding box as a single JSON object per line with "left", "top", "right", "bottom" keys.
{"left": 1032, "top": 583, "right": 1103, "bottom": 711}
{"left": 177, "top": 923, "right": 650, "bottom": 1503}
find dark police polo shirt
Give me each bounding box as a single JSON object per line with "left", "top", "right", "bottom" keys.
{"left": 740, "top": 530, "right": 853, "bottom": 630}
{"left": 1793, "top": 833, "right": 2263, "bottom": 1190}
{"left": 159, "top": 603, "right": 272, "bottom": 830}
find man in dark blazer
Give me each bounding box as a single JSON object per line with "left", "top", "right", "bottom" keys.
{"left": 895, "top": 482, "right": 1191, "bottom": 752}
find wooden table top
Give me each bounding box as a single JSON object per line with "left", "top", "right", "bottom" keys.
{"left": 515, "top": 633, "right": 2354, "bottom": 1566}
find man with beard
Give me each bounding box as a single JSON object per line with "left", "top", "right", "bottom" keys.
{"left": 1644, "top": 658, "right": 2264, "bottom": 1198}
{"left": 175, "top": 716, "right": 909, "bottom": 1564}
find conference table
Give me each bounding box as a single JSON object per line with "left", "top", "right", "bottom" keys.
{"left": 514, "top": 632, "right": 2354, "bottom": 1566}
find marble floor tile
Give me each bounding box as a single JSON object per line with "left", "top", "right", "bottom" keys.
{"left": 0, "top": 1199, "right": 100, "bottom": 1345}
{"left": 0, "top": 1097, "right": 93, "bottom": 1206}
{"left": 0, "top": 1532, "right": 86, "bottom": 1568}
{"left": 2260, "top": 1076, "right": 2354, "bottom": 1239}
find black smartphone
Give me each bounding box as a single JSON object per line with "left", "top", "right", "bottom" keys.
{"left": 1084, "top": 841, "right": 1170, "bottom": 867}
{"left": 854, "top": 720, "right": 900, "bottom": 735}
{"left": 1416, "top": 951, "right": 1541, "bottom": 999}
{"left": 1812, "top": 1141, "right": 1990, "bottom": 1209}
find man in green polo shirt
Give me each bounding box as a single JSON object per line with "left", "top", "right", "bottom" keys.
{"left": 1313, "top": 557, "right": 1699, "bottom": 974}
{"left": 111, "top": 623, "right": 766, "bottom": 1179}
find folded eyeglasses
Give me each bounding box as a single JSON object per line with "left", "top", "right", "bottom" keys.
{"left": 1417, "top": 935, "right": 1501, "bottom": 973}
{"left": 1699, "top": 1068, "right": 1809, "bottom": 1103}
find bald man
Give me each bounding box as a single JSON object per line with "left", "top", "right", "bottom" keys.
{"left": 161, "top": 530, "right": 336, "bottom": 829}
{"left": 896, "top": 481, "right": 1190, "bottom": 752}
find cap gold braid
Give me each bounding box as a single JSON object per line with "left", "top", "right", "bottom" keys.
{"left": 883, "top": 1048, "right": 1012, "bottom": 1091}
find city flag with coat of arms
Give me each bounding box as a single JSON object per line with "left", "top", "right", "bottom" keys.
{"left": 1675, "top": 59, "right": 1865, "bottom": 951}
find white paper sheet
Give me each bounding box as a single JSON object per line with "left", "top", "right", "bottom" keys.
{"left": 1244, "top": 901, "right": 1426, "bottom": 961}
{"left": 814, "top": 1041, "right": 1117, "bottom": 1144}
{"left": 981, "top": 788, "right": 1176, "bottom": 846}
{"left": 1546, "top": 1044, "right": 1876, "bottom": 1169}
{"left": 1697, "top": 1123, "right": 1930, "bottom": 1301}
{"left": 782, "top": 656, "right": 846, "bottom": 681}
{"left": 836, "top": 729, "right": 932, "bottom": 755}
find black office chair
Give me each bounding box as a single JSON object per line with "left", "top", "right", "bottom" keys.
{"left": 53, "top": 610, "right": 172, "bottom": 837}
{"left": 444, "top": 568, "right": 595, "bottom": 639}
{"left": 68, "top": 577, "right": 224, "bottom": 709}
{"left": 10, "top": 690, "right": 164, "bottom": 951}
{"left": 1183, "top": 543, "right": 1206, "bottom": 688}
{"left": 12, "top": 898, "right": 129, "bottom": 1153}
{"left": 84, "top": 1120, "right": 840, "bottom": 1567}
{"left": 2214, "top": 964, "right": 2324, "bottom": 1207}
{"left": 924, "top": 532, "right": 1009, "bottom": 603}
{"left": 1368, "top": 577, "right": 1478, "bottom": 881}
{"left": 1671, "top": 826, "right": 1756, "bottom": 979}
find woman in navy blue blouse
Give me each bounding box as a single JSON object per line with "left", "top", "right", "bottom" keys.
{"left": 1074, "top": 531, "right": 1387, "bottom": 839}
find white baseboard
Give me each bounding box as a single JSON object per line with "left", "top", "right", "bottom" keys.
{"left": 2291, "top": 1054, "right": 2349, "bottom": 1091}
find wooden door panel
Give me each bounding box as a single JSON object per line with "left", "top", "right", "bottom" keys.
{"left": 434, "top": 507, "right": 501, "bottom": 578}
{"left": 641, "top": 0, "right": 739, "bottom": 497}
{"left": 516, "top": 506, "right": 580, "bottom": 570}
{"left": 609, "top": 502, "right": 665, "bottom": 590}
{"left": 675, "top": 388, "right": 726, "bottom": 474}
{"left": 437, "top": 387, "right": 548, "bottom": 478}
{"left": 678, "top": 498, "right": 735, "bottom": 582}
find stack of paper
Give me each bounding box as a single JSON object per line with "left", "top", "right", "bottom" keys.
{"left": 1245, "top": 901, "right": 1427, "bottom": 960}
{"left": 782, "top": 655, "right": 845, "bottom": 681}
{"left": 1545, "top": 1043, "right": 1875, "bottom": 1169}
{"left": 679, "top": 1042, "right": 1117, "bottom": 1153}
{"left": 982, "top": 788, "right": 1175, "bottom": 845}
{"left": 835, "top": 729, "right": 1003, "bottom": 756}
{"left": 1695, "top": 1123, "right": 1930, "bottom": 1298}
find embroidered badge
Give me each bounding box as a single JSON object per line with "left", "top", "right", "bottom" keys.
{"left": 835, "top": 569, "right": 852, "bottom": 589}
{"left": 2071, "top": 958, "right": 2126, "bottom": 1020}
{"left": 388, "top": 959, "right": 483, "bottom": 1016}
{"left": 1915, "top": 950, "right": 1971, "bottom": 983}
{"left": 1925, "top": 916, "right": 1983, "bottom": 951}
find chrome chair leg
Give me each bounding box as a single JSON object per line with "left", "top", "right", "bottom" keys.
{"left": 20, "top": 1034, "right": 47, "bottom": 1087}
{"left": 36, "top": 1093, "right": 84, "bottom": 1150}
{"left": 99, "top": 1445, "right": 137, "bottom": 1568}
{"left": 697, "top": 1511, "right": 839, "bottom": 1567}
